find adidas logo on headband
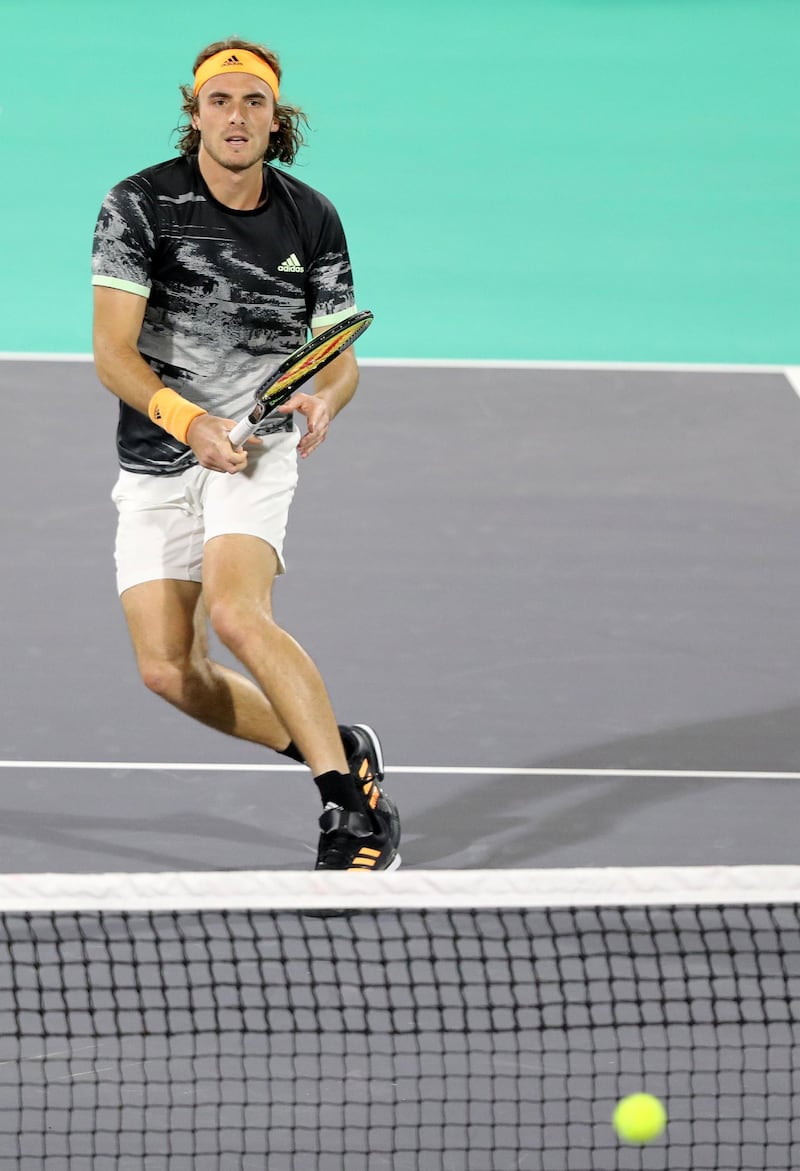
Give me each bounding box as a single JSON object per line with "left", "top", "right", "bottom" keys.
{"left": 222, "top": 55, "right": 242, "bottom": 66}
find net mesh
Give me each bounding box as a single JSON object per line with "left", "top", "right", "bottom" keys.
{"left": 0, "top": 870, "right": 797, "bottom": 1169}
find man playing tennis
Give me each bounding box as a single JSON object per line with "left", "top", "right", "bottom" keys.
{"left": 91, "top": 37, "right": 400, "bottom": 871}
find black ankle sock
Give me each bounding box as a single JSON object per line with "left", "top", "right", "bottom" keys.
{"left": 280, "top": 726, "right": 357, "bottom": 766}
{"left": 278, "top": 740, "right": 305, "bottom": 763}
{"left": 314, "top": 770, "right": 363, "bottom": 811}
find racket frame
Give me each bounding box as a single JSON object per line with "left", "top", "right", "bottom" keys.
{"left": 228, "top": 309, "right": 374, "bottom": 447}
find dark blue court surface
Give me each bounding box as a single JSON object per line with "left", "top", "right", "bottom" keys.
{"left": 1, "top": 360, "right": 799, "bottom": 873}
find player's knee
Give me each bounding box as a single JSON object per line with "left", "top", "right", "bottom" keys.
{"left": 138, "top": 657, "right": 189, "bottom": 702}
{"left": 207, "top": 598, "right": 271, "bottom": 656}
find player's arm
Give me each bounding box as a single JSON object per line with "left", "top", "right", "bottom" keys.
{"left": 92, "top": 285, "right": 165, "bottom": 413}
{"left": 278, "top": 332, "right": 360, "bottom": 460}
{"left": 92, "top": 285, "right": 250, "bottom": 473}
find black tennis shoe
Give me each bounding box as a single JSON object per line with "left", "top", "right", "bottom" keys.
{"left": 315, "top": 725, "right": 401, "bottom": 871}
{"left": 346, "top": 722, "right": 385, "bottom": 786}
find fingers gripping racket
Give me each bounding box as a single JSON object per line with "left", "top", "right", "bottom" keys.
{"left": 228, "top": 310, "right": 374, "bottom": 448}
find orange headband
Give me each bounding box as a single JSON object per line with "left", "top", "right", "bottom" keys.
{"left": 193, "top": 48, "right": 280, "bottom": 102}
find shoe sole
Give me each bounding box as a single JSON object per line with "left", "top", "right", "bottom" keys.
{"left": 352, "top": 723, "right": 385, "bottom": 779}
{"left": 314, "top": 853, "right": 401, "bottom": 874}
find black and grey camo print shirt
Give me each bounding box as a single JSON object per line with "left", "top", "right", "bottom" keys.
{"left": 92, "top": 155, "right": 357, "bottom": 474}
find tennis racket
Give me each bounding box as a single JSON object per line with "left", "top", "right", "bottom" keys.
{"left": 228, "top": 310, "right": 374, "bottom": 447}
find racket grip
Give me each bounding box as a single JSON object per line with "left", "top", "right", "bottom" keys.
{"left": 228, "top": 417, "right": 256, "bottom": 448}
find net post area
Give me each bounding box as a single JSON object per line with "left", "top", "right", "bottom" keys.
{"left": 0, "top": 865, "right": 797, "bottom": 1170}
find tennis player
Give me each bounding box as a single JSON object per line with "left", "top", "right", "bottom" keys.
{"left": 91, "top": 37, "right": 400, "bottom": 871}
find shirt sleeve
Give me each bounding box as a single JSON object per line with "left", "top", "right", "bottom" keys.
{"left": 304, "top": 197, "right": 357, "bottom": 329}
{"left": 91, "top": 178, "right": 158, "bottom": 298}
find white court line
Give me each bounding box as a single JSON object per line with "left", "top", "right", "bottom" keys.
{"left": 362, "top": 359, "right": 790, "bottom": 374}
{"left": 0, "top": 760, "right": 797, "bottom": 780}
{"left": 0, "top": 352, "right": 93, "bottom": 362}
{"left": 784, "top": 366, "right": 800, "bottom": 399}
{"left": 0, "top": 351, "right": 794, "bottom": 375}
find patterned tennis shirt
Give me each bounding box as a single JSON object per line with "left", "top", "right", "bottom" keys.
{"left": 92, "top": 155, "right": 357, "bottom": 474}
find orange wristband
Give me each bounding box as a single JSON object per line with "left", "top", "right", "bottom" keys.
{"left": 147, "top": 388, "right": 207, "bottom": 444}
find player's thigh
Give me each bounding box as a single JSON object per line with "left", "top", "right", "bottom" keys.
{"left": 202, "top": 535, "right": 279, "bottom": 640}
{"left": 120, "top": 578, "right": 205, "bottom": 669}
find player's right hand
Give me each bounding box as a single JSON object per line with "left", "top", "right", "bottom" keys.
{"left": 186, "top": 414, "right": 262, "bottom": 474}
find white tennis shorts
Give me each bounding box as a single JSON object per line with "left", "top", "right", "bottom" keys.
{"left": 111, "top": 427, "right": 300, "bottom": 595}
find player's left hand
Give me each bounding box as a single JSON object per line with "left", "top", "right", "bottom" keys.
{"left": 279, "top": 392, "right": 332, "bottom": 459}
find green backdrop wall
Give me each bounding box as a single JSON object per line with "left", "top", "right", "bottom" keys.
{"left": 3, "top": 0, "right": 798, "bottom": 361}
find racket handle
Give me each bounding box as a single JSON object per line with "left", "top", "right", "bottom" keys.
{"left": 228, "top": 417, "right": 256, "bottom": 448}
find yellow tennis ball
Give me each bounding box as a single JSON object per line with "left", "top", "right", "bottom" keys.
{"left": 612, "top": 1093, "right": 667, "bottom": 1144}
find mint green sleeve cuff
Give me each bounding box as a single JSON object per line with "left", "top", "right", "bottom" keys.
{"left": 310, "top": 306, "right": 358, "bottom": 330}
{"left": 91, "top": 275, "right": 150, "bottom": 298}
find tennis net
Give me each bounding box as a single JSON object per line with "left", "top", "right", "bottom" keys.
{"left": 0, "top": 865, "right": 797, "bottom": 1169}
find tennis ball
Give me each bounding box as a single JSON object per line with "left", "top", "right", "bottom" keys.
{"left": 612, "top": 1093, "right": 667, "bottom": 1144}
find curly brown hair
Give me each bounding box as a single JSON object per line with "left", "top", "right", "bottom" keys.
{"left": 174, "top": 37, "right": 308, "bottom": 165}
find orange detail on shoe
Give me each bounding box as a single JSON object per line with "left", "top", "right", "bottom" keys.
{"left": 347, "top": 846, "right": 384, "bottom": 870}
{"left": 358, "top": 759, "right": 370, "bottom": 780}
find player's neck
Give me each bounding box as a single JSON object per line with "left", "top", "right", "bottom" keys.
{"left": 197, "top": 149, "right": 266, "bottom": 211}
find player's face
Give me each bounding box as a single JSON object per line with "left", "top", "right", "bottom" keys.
{"left": 193, "top": 73, "right": 279, "bottom": 173}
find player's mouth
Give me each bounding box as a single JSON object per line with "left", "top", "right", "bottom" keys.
{"left": 225, "top": 135, "right": 249, "bottom": 146}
